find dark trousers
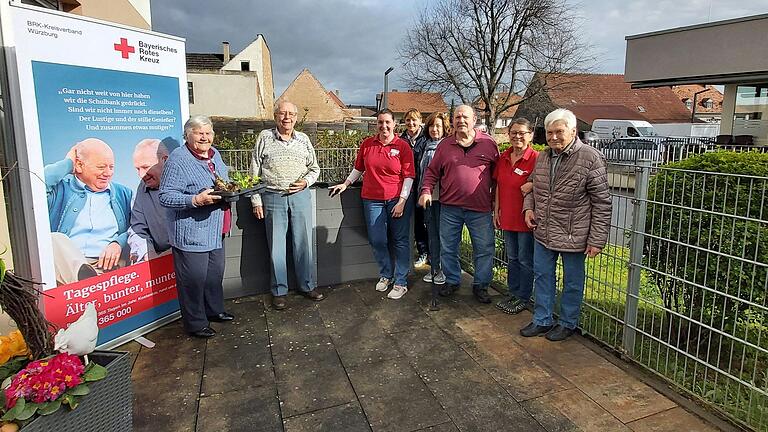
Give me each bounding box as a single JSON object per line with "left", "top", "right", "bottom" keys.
{"left": 414, "top": 205, "right": 429, "bottom": 256}
{"left": 172, "top": 246, "right": 225, "bottom": 332}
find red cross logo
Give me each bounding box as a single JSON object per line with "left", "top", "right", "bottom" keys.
{"left": 114, "top": 38, "right": 135, "bottom": 59}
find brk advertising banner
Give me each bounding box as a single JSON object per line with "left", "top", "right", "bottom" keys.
{"left": 8, "top": 5, "right": 188, "bottom": 345}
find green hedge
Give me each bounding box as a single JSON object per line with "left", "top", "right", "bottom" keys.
{"left": 644, "top": 151, "right": 768, "bottom": 427}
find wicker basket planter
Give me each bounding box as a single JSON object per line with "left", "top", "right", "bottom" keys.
{"left": 21, "top": 350, "right": 132, "bottom": 432}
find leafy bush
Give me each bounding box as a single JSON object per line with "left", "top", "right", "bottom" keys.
{"left": 315, "top": 130, "right": 370, "bottom": 149}
{"left": 214, "top": 132, "right": 257, "bottom": 150}
{"left": 497, "top": 142, "right": 547, "bottom": 152}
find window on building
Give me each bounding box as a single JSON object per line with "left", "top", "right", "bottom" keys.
{"left": 683, "top": 98, "right": 693, "bottom": 110}
{"left": 734, "top": 84, "right": 768, "bottom": 145}
{"left": 187, "top": 82, "right": 194, "bottom": 104}
{"left": 702, "top": 98, "right": 714, "bottom": 109}
{"left": 241, "top": 61, "right": 250, "bottom": 71}
{"left": 637, "top": 105, "right": 646, "bottom": 113}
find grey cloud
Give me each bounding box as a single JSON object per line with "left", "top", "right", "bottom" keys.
{"left": 152, "top": 0, "right": 768, "bottom": 105}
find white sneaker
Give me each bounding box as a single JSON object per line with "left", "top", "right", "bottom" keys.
{"left": 375, "top": 277, "right": 391, "bottom": 292}
{"left": 423, "top": 271, "right": 446, "bottom": 285}
{"left": 387, "top": 284, "right": 408, "bottom": 299}
{"left": 414, "top": 253, "right": 429, "bottom": 267}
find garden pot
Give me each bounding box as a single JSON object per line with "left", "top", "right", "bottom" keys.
{"left": 21, "top": 350, "right": 132, "bottom": 432}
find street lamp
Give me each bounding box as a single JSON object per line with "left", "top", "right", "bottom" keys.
{"left": 382, "top": 66, "right": 394, "bottom": 110}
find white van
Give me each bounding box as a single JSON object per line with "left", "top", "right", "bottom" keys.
{"left": 591, "top": 119, "right": 657, "bottom": 139}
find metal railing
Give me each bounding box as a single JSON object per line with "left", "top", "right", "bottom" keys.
{"left": 219, "top": 148, "right": 357, "bottom": 184}
{"left": 467, "top": 162, "right": 768, "bottom": 431}
{"left": 587, "top": 137, "right": 767, "bottom": 166}
{"left": 224, "top": 142, "right": 768, "bottom": 429}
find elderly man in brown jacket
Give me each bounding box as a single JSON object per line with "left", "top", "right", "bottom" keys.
{"left": 520, "top": 108, "right": 612, "bottom": 341}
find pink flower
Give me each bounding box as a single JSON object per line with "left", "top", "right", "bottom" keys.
{"left": 4, "top": 353, "right": 85, "bottom": 409}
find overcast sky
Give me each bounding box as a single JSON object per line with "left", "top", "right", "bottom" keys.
{"left": 151, "top": 0, "right": 768, "bottom": 106}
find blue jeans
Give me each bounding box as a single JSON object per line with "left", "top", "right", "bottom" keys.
{"left": 424, "top": 201, "right": 442, "bottom": 272}
{"left": 532, "top": 240, "right": 586, "bottom": 329}
{"left": 262, "top": 190, "right": 315, "bottom": 297}
{"left": 504, "top": 230, "right": 534, "bottom": 302}
{"left": 439, "top": 204, "right": 494, "bottom": 287}
{"left": 362, "top": 198, "right": 412, "bottom": 286}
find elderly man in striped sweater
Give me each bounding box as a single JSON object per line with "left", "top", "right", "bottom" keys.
{"left": 251, "top": 101, "right": 324, "bottom": 310}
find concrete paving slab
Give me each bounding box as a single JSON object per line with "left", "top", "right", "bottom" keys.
{"left": 133, "top": 368, "right": 201, "bottom": 432}
{"left": 428, "top": 302, "right": 508, "bottom": 344}
{"left": 523, "top": 388, "right": 631, "bottom": 432}
{"left": 274, "top": 341, "right": 357, "bottom": 417}
{"left": 196, "top": 385, "right": 281, "bottom": 432}
{"left": 202, "top": 341, "right": 273, "bottom": 394}
{"left": 418, "top": 357, "right": 546, "bottom": 432}
{"left": 283, "top": 402, "right": 371, "bottom": 432}
{"left": 329, "top": 318, "right": 404, "bottom": 367}
{"left": 626, "top": 407, "right": 721, "bottom": 432}
{"left": 461, "top": 336, "right": 574, "bottom": 402}
{"left": 391, "top": 325, "right": 475, "bottom": 369}
{"left": 536, "top": 345, "right": 678, "bottom": 424}
{"left": 347, "top": 359, "right": 450, "bottom": 432}
{"left": 414, "top": 422, "right": 461, "bottom": 432}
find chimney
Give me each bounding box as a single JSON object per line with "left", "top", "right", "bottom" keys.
{"left": 222, "top": 41, "right": 230, "bottom": 64}
{"left": 335, "top": 90, "right": 340, "bottom": 96}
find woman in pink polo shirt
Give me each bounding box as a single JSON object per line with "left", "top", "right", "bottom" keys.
{"left": 329, "top": 109, "right": 416, "bottom": 299}
{"left": 494, "top": 118, "right": 539, "bottom": 315}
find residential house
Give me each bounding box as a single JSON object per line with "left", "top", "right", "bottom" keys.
{"left": 328, "top": 90, "right": 362, "bottom": 119}
{"left": 474, "top": 93, "right": 522, "bottom": 130}
{"left": 672, "top": 84, "right": 723, "bottom": 122}
{"left": 515, "top": 73, "right": 692, "bottom": 132}
{"left": 186, "top": 37, "right": 274, "bottom": 119}
{"left": 277, "top": 69, "right": 356, "bottom": 122}
{"left": 625, "top": 14, "right": 768, "bottom": 145}
{"left": 379, "top": 90, "right": 448, "bottom": 122}
{"left": 30, "top": 0, "right": 152, "bottom": 29}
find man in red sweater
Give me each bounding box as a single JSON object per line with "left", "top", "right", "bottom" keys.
{"left": 419, "top": 105, "right": 500, "bottom": 303}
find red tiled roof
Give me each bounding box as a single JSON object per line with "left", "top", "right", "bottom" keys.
{"left": 474, "top": 93, "right": 522, "bottom": 118}
{"left": 541, "top": 73, "right": 692, "bottom": 123}
{"left": 569, "top": 104, "right": 648, "bottom": 124}
{"left": 672, "top": 85, "right": 723, "bottom": 113}
{"left": 328, "top": 91, "right": 346, "bottom": 109}
{"left": 384, "top": 91, "right": 447, "bottom": 114}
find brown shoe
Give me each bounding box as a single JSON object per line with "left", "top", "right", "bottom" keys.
{"left": 272, "top": 296, "right": 287, "bottom": 310}
{"left": 302, "top": 290, "right": 325, "bottom": 301}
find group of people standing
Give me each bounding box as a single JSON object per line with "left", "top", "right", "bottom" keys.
{"left": 332, "top": 105, "right": 612, "bottom": 342}
{"left": 160, "top": 101, "right": 611, "bottom": 342}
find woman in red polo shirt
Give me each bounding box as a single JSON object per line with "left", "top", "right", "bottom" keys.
{"left": 494, "top": 118, "right": 538, "bottom": 315}
{"left": 329, "top": 109, "right": 416, "bottom": 299}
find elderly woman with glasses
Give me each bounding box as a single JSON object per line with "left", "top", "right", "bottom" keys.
{"left": 494, "top": 118, "right": 539, "bottom": 315}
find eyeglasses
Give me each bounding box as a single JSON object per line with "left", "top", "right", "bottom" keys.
{"left": 509, "top": 131, "right": 531, "bottom": 137}
{"left": 277, "top": 111, "right": 297, "bottom": 118}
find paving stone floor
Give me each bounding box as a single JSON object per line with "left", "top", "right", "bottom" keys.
{"left": 122, "top": 272, "right": 724, "bottom": 432}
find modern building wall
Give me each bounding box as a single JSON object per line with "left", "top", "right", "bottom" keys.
{"left": 188, "top": 72, "right": 268, "bottom": 118}
{"left": 625, "top": 14, "right": 768, "bottom": 85}
{"left": 720, "top": 85, "right": 737, "bottom": 135}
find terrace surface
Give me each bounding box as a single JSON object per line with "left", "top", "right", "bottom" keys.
{"left": 121, "top": 272, "right": 724, "bottom": 432}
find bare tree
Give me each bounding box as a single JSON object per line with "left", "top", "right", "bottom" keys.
{"left": 399, "top": 0, "right": 594, "bottom": 129}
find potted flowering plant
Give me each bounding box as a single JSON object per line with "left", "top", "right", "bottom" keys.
{"left": 0, "top": 255, "right": 131, "bottom": 431}
{"left": 1, "top": 353, "right": 107, "bottom": 424}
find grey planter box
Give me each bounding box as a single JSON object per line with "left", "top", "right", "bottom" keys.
{"left": 22, "top": 350, "right": 132, "bottom": 432}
